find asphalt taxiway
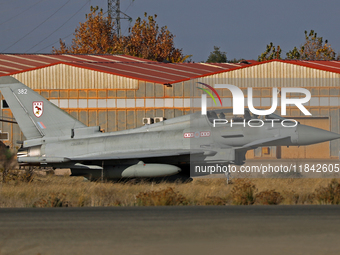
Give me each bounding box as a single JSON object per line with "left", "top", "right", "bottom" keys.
{"left": 0, "top": 206, "right": 339, "bottom": 255}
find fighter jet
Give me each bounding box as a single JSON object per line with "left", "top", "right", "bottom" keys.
{"left": 0, "top": 76, "right": 339, "bottom": 179}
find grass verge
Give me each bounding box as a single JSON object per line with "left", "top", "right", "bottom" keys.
{"left": 0, "top": 173, "right": 339, "bottom": 207}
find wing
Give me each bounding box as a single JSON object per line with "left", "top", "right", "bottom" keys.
{"left": 67, "top": 149, "right": 195, "bottom": 161}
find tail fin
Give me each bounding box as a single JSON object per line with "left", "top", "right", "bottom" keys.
{"left": 0, "top": 76, "right": 86, "bottom": 139}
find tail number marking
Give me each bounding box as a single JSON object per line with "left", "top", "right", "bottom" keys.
{"left": 18, "top": 89, "right": 27, "bottom": 95}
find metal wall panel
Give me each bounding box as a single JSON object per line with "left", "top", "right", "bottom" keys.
{"left": 194, "top": 62, "right": 340, "bottom": 87}
{"left": 155, "top": 84, "right": 164, "bottom": 98}
{"left": 70, "top": 110, "right": 78, "bottom": 120}
{"left": 126, "top": 110, "right": 135, "bottom": 130}
{"left": 98, "top": 110, "right": 107, "bottom": 132}
{"left": 107, "top": 110, "right": 117, "bottom": 132}
{"left": 165, "top": 84, "right": 173, "bottom": 97}
{"left": 79, "top": 110, "right": 88, "bottom": 126}
{"left": 136, "top": 82, "right": 145, "bottom": 98}
{"left": 330, "top": 109, "right": 339, "bottom": 157}
{"left": 155, "top": 109, "right": 164, "bottom": 118}
{"left": 174, "top": 82, "right": 183, "bottom": 97}
{"left": 117, "top": 110, "right": 126, "bottom": 131}
{"left": 12, "top": 121, "right": 22, "bottom": 149}
{"left": 136, "top": 110, "right": 145, "bottom": 128}
{"left": 12, "top": 64, "right": 139, "bottom": 90}
{"left": 146, "top": 83, "right": 154, "bottom": 97}
{"left": 145, "top": 109, "right": 154, "bottom": 119}
{"left": 89, "top": 110, "right": 97, "bottom": 127}
{"left": 2, "top": 110, "right": 12, "bottom": 145}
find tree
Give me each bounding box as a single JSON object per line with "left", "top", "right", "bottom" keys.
{"left": 228, "top": 58, "right": 245, "bottom": 63}
{"left": 286, "top": 30, "right": 336, "bottom": 60}
{"left": 122, "top": 13, "right": 190, "bottom": 62}
{"left": 52, "top": 8, "right": 190, "bottom": 63}
{"left": 286, "top": 46, "right": 301, "bottom": 60}
{"left": 258, "top": 42, "right": 281, "bottom": 62}
{"left": 52, "top": 6, "right": 120, "bottom": 54}
{"left": 206, "top": 46, "right": 227, "bottom": 63}
{"left": 0, "top": 142, "right": 16, "bottom": 183}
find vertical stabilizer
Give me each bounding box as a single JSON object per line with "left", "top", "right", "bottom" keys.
{"left": 0, "top": 76, "right": 86, "bottom": 139}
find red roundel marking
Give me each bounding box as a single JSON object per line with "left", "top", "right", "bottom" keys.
{"left": 184, "top": 132, "right": 210, "bottom": 138}
{"left": 200, "top": 131, "right": 211, "bottom": 137}
{"left": 183, "top": 132, "right": 194, "bottom": 138}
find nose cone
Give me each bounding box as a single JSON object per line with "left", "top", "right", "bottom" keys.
{"left": 297, "top": 125, "right": 340, "bottom": 145}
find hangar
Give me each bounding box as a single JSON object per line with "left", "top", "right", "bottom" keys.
{"left": 0, "top": 54, "right": 339, "bottom": 159}
{"left": 195, "top": 60, "right": 340, "bottom": 159}
{"left": 0, "top": 54, "right": 246, "bottom": 147}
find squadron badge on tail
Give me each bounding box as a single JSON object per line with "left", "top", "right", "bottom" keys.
{"left": 33, "top": 101, "right": 43, "bottom": 118}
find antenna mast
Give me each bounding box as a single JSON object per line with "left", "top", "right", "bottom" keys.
{"left": 108, "top": 0, "right": 132, "bottom": 37}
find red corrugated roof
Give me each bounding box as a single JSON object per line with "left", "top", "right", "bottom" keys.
{"left": 284, "top": 60, "right": 340, "bottom": 73}
{"left": 232, "top": 59, "right": 340, "bottom": 74}
{"left": 0, "top": 54, "right": 247, "bottom": 84}
{"left": 3, "top": 55, "right": 339, "bottom": 85}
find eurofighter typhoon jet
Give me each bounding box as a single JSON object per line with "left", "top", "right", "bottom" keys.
{"left": 0, "top": 76, "right": 339, "bottom": 179}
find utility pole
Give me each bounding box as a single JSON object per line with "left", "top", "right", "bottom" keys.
{"left": 108, "top": 0, "right": 132, "bottom": 38}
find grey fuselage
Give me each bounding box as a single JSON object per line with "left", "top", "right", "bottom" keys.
{"left": 19, "top": 112, "right": 331, "bottom": 167}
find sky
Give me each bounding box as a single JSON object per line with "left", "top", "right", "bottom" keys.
{"left": 0, "top": 0, "right": 340, "bottom": 62}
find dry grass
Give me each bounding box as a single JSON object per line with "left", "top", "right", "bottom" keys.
{"left": 255, "top": 190, "right": 283, "bottom": 205}
{"left": 314, "top": 179, "right": 340, "bottom": 204}
{"left": 136, "top": 187, "right": 188, "bottom": 206}
{"left": 231, "top": 179, "right": 257, "bottom": 205}
{"left": 0, "top": 173, "right": 339, "bottom": 207}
